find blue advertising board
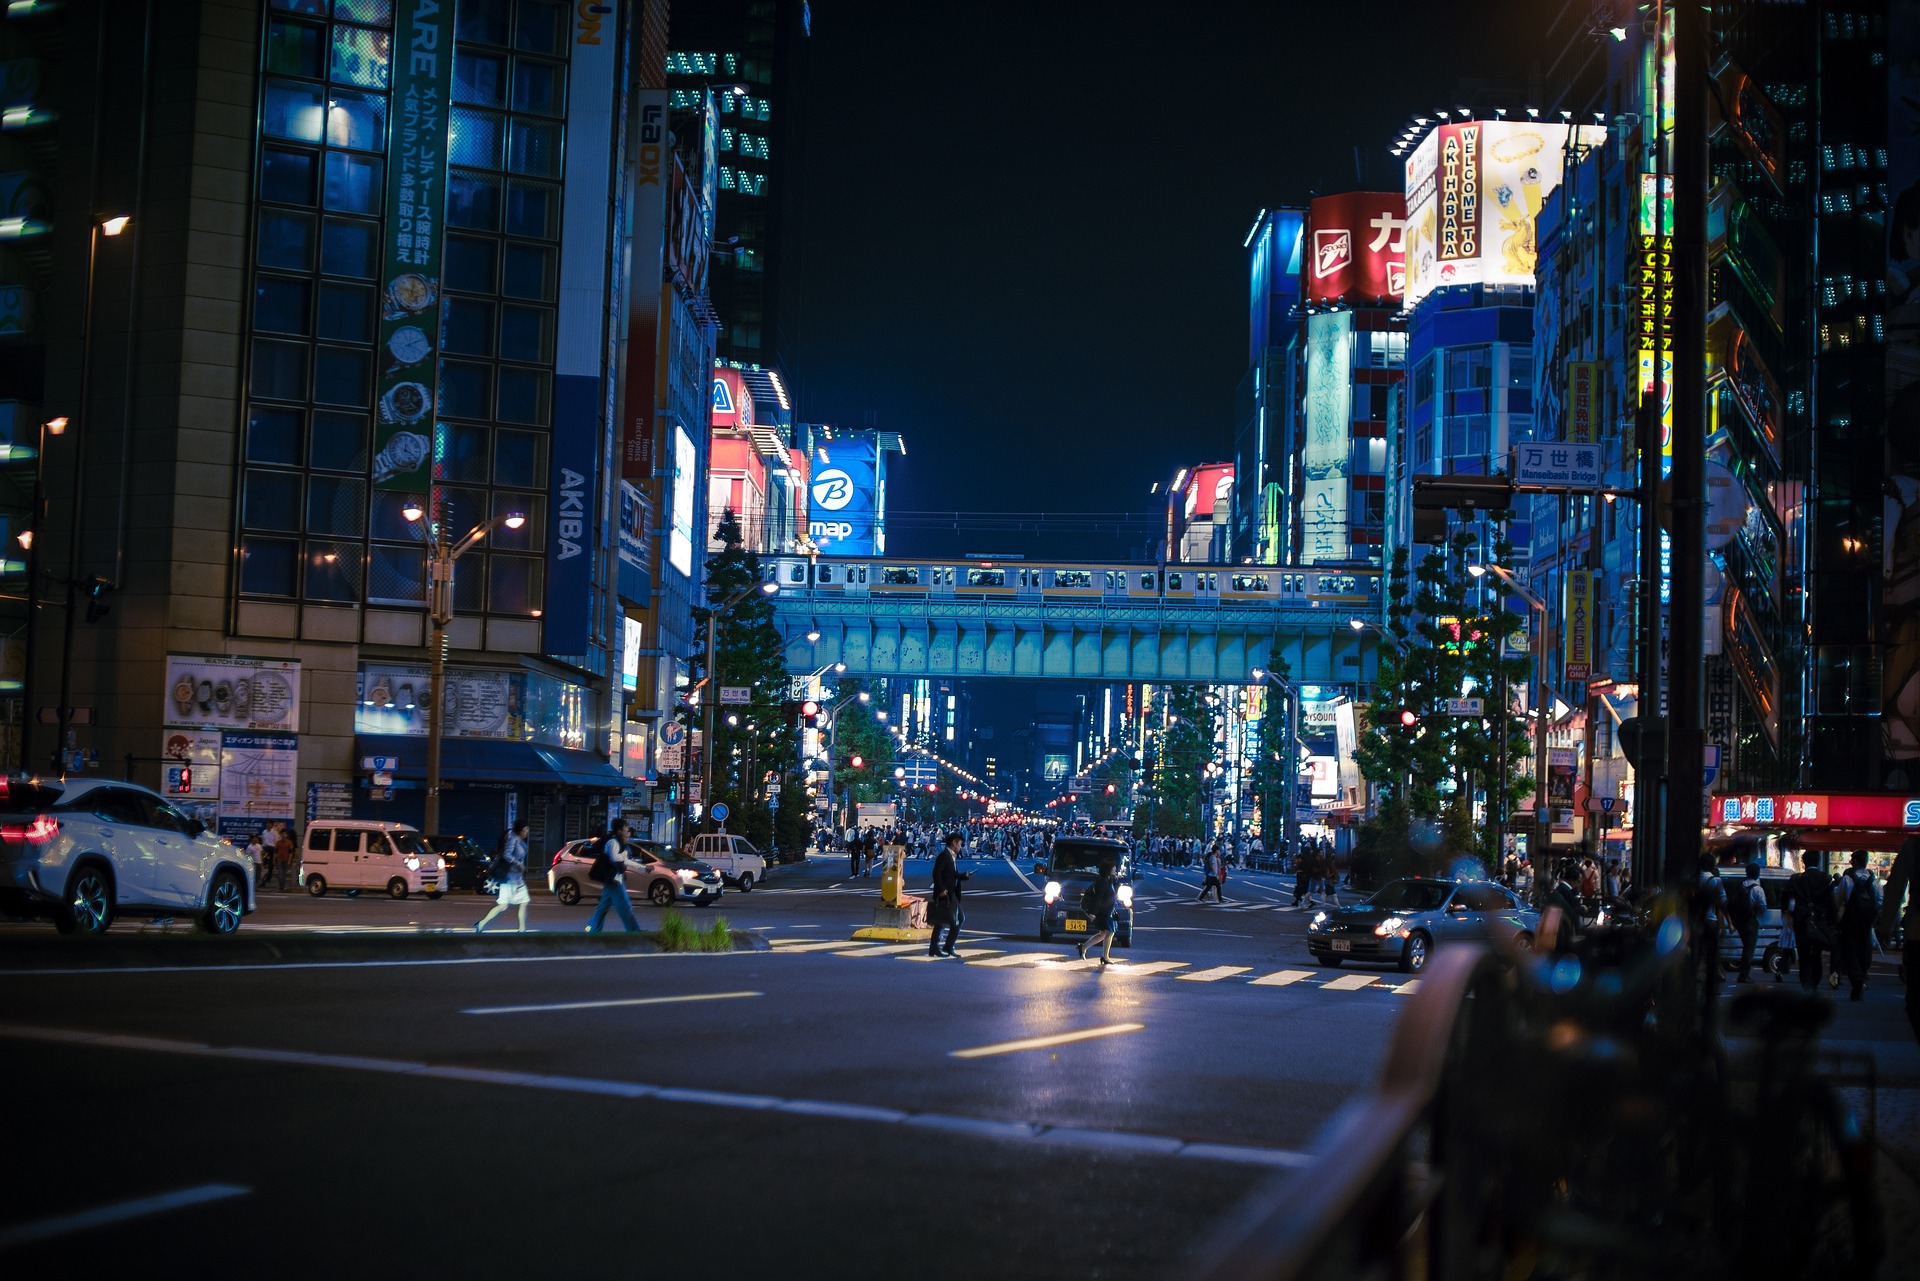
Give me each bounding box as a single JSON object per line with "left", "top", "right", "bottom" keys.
{"left": 809, "top": 434, "right": 879, "bottom": 556}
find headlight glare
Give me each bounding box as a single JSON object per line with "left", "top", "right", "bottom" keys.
{"left": 1375, "top": 915, "right": 1406, "bottom": 937}
{"left": 1043, "top": 880, "right": 1062, "bottom": 903}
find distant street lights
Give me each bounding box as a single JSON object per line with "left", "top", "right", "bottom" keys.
{"left": 698, "top": 581, "right": 778, "bottom": 826}
{"left": 1471, "top": 562, "right": 1552, "bottom": 898}
{"left": 403, "top": 498, "right": 524, "bottom": 834}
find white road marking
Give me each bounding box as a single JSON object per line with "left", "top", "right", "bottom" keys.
{"left": 1003, "top": 857, "right": 1040, "bottom": 893}
{"left": 950, "top": 1022, "right": 1147, "bottom": 1059}
{"left": 1323, "top": 974, "right": 1379, "bottom": 992}
{"left": 463, "top": 990, "right": 761, "bottom": 1016}
{"left": 0, "top": 950, "right": 759, "bottom": 978}
{"left": 831, "top": 943, "right": 929, "bottom": 956}
{"left": 1392, "top": 979, "right": 1421, "bottom": 994}
{"left": 770, "top": 940, "right": 871, "bottom": 953}
{"left": 901, "top": 948, "right": 1004, "bottom": 963}
{"left": 1177, "top": 965, "right": 1254, "bottom": 982}
{"left": 967, "top": 953, "right": 1063, "bottom": 968}
{"left": 0, "top": 1023, "right": 1304, "bottom": 1169}
{"left": 0, "top": 1183, "right": 251, "bottom": 1249}
{"left": 1097, "top": 960, "right": 1189, "bottom": 976}
{"left": 1249, "top": 969, "right": 1317, "bottom": 987}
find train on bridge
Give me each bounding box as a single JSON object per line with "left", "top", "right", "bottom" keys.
{"left": 764, "top": 556, "right": 1381, "bottom": 611}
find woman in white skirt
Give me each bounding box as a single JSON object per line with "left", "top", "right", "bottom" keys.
{"left": 476, "top": 821, "right": 532, "bottom": 933}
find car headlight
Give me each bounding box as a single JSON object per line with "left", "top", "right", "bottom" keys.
{"left": 1117, "top": 884, "right": 1134, "bottom": 907}
{"left": 436, "top": 856, "right": 447, "bottom": 871}
{"left": 1043, "top": 880, "right": 1062, "bottom": 903}
{"left": 1310, "top": 911, "right": 1328, "bottom": 930}
{"left": 404, "top": 856, "right": 421, "bottom": 871}
{"left": 1375, "top": 916, "right": 1406, "bottom": 937}
{"left": 677, "top": 868, "right": 697, "bottom": 881}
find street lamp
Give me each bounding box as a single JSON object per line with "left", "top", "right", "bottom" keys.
{"left": 1471, "top": 562, "right": 1552, "bottom": 900}
{"left": 403, "top": 499, "right": 524, "bottom": 834}
{"left": 697, "top": 580, "right": 779, "bottom": 828}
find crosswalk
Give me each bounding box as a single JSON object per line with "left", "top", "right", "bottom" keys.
{"left": 766, "top": 938, "right": 1417, "bottom": 996}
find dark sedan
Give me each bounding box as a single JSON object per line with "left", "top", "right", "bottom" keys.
{"left": 425, "top": 834, "right": 496, "bottom": 894}
{"left": 1306, "top": 877, "right": 1537, "bottom": 973}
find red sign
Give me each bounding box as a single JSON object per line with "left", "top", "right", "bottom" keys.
{"left": 1715, "top": 793, "right": 1920, "bottom": 830}
{"left": 711, "top": 366, "right": 752, "bottom": 431}
{"left": 1304, "top": 192, "right": 1407, "bottom": 304}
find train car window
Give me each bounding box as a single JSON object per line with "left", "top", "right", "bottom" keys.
{"left": 789, "top": 564, "right": 807, "bottom": 583}
{"left": 1206, "top": 573, "right": 1219, "bottom": 590}
{"left": 966, "top": 569, "right": 1006, "bottom": 587}
{"left": 1139, "top": 573, "right": 1155, "bottom": 589}
{"left": 1167, "top": 572, "right": 1182, "bottom": 590}
{"left": 817, "top": 566, "right": 834, "bottom": 584}
{"left": 882, "top": 567, "right": 919, "bottom": 585}
{"left": 858, "top": 567, "right": 869, "bottom": 584}
{"left": 1231, "top": 574, "right": 1270, "bottom": 592}
{"left": 1054, "top": 570, "right": 1092, "bottom": 588}
{"left": 1104, "top": 571, "right": 1116, "bottom": 589}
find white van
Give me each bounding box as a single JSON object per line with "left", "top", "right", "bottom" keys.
{"left": 684, "top": 833, "right": 768, "bottom": 892}
{"left": 301, "top": 820, "right": 445, "bottom": 899}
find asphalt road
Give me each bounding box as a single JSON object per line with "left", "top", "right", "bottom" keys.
{"left": 0, "top": 858, "right": 1403, "bottom": 1279}
{"left": 3, "top": 856, "right": 1912, "bottom": 1277}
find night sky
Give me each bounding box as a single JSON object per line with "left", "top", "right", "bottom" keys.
{"left": 789, "top": 0, "right": 1554, "bottom": 560}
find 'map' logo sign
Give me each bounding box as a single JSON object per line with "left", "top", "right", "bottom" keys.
{"left": 1313, "top": 228, "right": 1352, "bottom": 279}
{"left": 811, "top": 468, "right": 855, "bottom": 511}
{"left": 556, "top": 468, "right": 587, "bottom": 559}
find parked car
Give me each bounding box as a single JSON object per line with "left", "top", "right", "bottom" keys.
{"left": 1036, "top": 836, "right": 1134, "bottom": 947}
{"left": 426, "top": 833, "right": 497, "bottom": 894}
{"left": 0, "top": 776, "right": 256, "bottom": 935}
{"left": 1307, "top": 877, "right": 1538, "bottom": 973}
{"left": 547, "top": 838, "right": 723, "bottom": 907}
{"left": 683, "top": 833, "right": 768, "bottom": 891}
{"left": 300, "top": 819, "right": 444, "bottom": 899}
{"left": 1715, "top": 865, "right": 1794, "bottom": 976}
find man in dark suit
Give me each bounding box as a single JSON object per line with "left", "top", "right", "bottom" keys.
{"left": 928, "top": 831, "right": 969, "bottom": 957}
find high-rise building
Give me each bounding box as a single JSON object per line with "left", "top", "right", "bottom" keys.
{"left": 667, "top": 0, "right": 810, "bottom": 373}
{"left": 1231, "top": 208, "right": 1304, "bottom": 564}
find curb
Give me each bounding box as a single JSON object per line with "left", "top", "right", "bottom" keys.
{"left": 0, "top": 929, "right": 772, "bottom": 970}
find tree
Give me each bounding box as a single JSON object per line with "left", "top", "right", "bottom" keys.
{"left": 1249, "top": 659, "right": 1294, "bottom": 848}
{"left": 1146, "top": 684, "right": 1216, "bottom": 838}
{"left": 1084, "top": 756, "right": 1134, "bottom": 823}
{"left": 693, "top": 510, "right": 793, "bottom": 833}
{"left": 826, "top": 678, "right": 893, "bottom": 821}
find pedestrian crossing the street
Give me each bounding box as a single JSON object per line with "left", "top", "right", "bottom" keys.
{"left": 765, "top": 938, "right": 1418, "bottom": 996}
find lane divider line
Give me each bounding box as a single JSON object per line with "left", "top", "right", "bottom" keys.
{"left": 0, "top": 1183, "right": 252, "bottom": 1250}
{"left": 0, "top": 1022, "right": 1306, "bottom": 1171}
{"left": 463, "top": 991, "right": 762, "bottom": 1016}
{"left": 950, "top": 1022, "right": 1146, "bottom": 1059}
{"left": 1003, "top": 857, "right": 1040, "bottom": 894}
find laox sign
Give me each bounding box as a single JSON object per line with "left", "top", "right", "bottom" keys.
{"left": 1304, "top": 191, "right": 1406, "bottom": 305}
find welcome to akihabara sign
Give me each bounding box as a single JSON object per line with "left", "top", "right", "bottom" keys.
{"left": 1716, "top": 794, "right": 1920, "bottom": 829}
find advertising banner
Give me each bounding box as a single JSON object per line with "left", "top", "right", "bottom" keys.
{"left": 370, "top": 0, "right": 455, "bottom": 493}
{"left": 1304, "top": 192, "right": 1406, "bottom": 305}
{"left": 810, "top": 433, "right": 879, "bottom": 556}
{"left": 1566, "top": 361, "right": 1601, "bottom": 443}
{"left": 545, "top": 0, "right": 622, "bottom": 650}
{"left": 356, "top": 664, "right": 522, "bottom": 739}
{"left": 670, "top": 424, "right": 698, "bottom": 576}
{"left": 219, "top": 733, "right": 299, "bottom": 834}
{"left": 1563, "top": 571, "right": 1594, "bottom": 683}
{"left": 160, "top": 730, "right": 220, "bottom": 801}
{"left": 620, "top": 89, "right": 669, "bottom": 480}
{"left": 621, "top": 616, "right": 642, "bottom": 693}
{"left": 1301, "top": 312, "right": 1355, "bottom": 564}
{"left": 165, "top": 655, "right": 300, "bottom": 733}
{"left": 616, "top": 479, "right": 648, "bottom": 603}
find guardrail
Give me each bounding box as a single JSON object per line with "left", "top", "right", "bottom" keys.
{"left": 1184, "top": 945, "right": 1510, "bottom": 1281}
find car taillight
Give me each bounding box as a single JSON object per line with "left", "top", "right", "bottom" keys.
{"left": 0, "top": 814, "right": 58, "bottom": 843}
{"left": 552, "top": 852, "right": 564, "bottom": 866}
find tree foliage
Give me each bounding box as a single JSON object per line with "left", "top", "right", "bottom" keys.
{"left": 1145, "top": 684, "right": 1216, "bottom": 838}
{"left": 695, "top": 510, "right": 793, "bottom": 829}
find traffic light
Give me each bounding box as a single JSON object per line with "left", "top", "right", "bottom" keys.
{"left": 168, "top": 766, "right": 192, "bottom": 795}
{"left": 780, "top": 700, "right": 802, "bottom": 728}
{"left": 801, "top": 700, "right": 819, "bottom": 728}
{"left": 1105, "top": 783, "right": 1116, "bottom": 794}
{"left": 849, "top": 754, "right": 864, "bottom": 768}
{"left": 1400, "top": 710, "right": 1418, "bottom": 727}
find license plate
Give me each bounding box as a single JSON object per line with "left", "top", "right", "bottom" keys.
{"left": 1331, "top": 939, "right": 1351, "bottom": 952}
{"left": 1063, "top": 918, "right": 1087, "bottom": 932}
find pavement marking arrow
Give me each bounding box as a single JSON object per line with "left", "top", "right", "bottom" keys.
{"left": 1322, "top": 974, "right": 1380, "bottom": 992}
{"left": 1248, "top": 969, "right": 1317, "bottom": 987}
{"left": 950, "top": 1022, "right": 1146, "bottom": 1059}
{"left": 463, "top": 991, "right": 762, "bottom": 1016}
{"left": 1176, "top": 965, "right": 1254, "bottom": 982}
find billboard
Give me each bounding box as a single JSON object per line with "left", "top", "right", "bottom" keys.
{"left": 669, "top": 424, "right": 698, "bottom": 577}
{"left": 1403, "top": 121, "right": 1607, "bottom": 309}
{"left": 547, "top": 3, "right": 621, "bottom": 648}
{"left": 620, "top": 88, "right": 669, "bottom": 480}
{"left": 1304, "top": 192, "right": 1406, "bottom": 305}
{"left": 1301, "top": 312, "right": 1354, "bottom": 564}
{"left": 809, "top": 434, "right": 879, "bottom": 556}
{"left": 1563, "top": 570, "right": 1594, "bottom": 683}
{"left": 711, "top": 365, "right": 752, "bottom": 430}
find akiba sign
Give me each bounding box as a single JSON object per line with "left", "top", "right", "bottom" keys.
{"left": 1304, "top": 192, "right": 1406, "bottom": 305}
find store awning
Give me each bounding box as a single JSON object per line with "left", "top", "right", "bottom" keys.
{"left": 355, "top": 736, "right": 626, "bottom": 791}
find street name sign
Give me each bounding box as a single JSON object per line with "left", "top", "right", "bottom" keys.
{"left": 1512, "top": 443, "right": 1602, "bottom": 490}
{"left": 1445, "top": 698, "right": 1485, "bottom": 716}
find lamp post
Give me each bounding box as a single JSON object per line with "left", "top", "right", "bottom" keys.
{"left": 402, "top": 497, "right": 524, "bottom": 835}
{"left": 698, "top": 581, "right": 778, "bottom": 830}
{"left": 1472, "top": 563, "right": 1552, "bottom": 901}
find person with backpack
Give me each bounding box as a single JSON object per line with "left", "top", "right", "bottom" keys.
{"left": 1727, "top": 861, "right": 1767, "bottom": 983}
{"left": 1690, "top": 853, "right": 1727, "bottom": 990}
{"left": 1075, "top": 861, "right": 1122, "bottom": 967}
{"left": 475, "top": 820, "right": 532, "bottom": 933}
{"left": 585, "top": 819, "right": 642, "bottom": 933}
{"left": 1835, "top": 849, "right": 1882, "bottom": 1002}
{"left": 927, "top": 832, "right": 969, "bottom": 957}
{"left": 1784, "top": 851, "right": 1839, "bottom": 990}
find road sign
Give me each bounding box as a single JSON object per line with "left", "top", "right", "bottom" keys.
{"left": 1445, "top": 698, "right": 1485, "bottom": 716}
{"left": 1584, "top": 795, "right": 1630, "bottom": 813}
{"left": 1068, "top": 778, "right": 1090, "bottom": 793}
{"left": 1702, "top": 744, "right": 1721, "bottom": 789}
{"left": 1512, "top": 443, "right": 1602, "bottom": 490}
{"left": 658, "top": 722, "right": 686, "bottom": 745}
{"left": 372, "top": 770, "right": 394, "bottom": 787}
{"left": 361, "top": 756, "right": 400, "bottom": 771}
{"left": 719, "top": 686, "right": 751, "bottom": 706}
{"left": 710, "top": 801, "right": 729, "bottom": 822}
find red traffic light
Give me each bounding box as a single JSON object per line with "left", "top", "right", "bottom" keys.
{"left": 1400, "top": 710, "right": 1418, "bottom": 727}
{"left": 849, "top": 755, "right": 864, "bottom": 768}
{"left": 1105, "top": 783, "right": 1116, "bottom": 794}
{"left": 801, "top": 700, "right": 818, "bottom": 716}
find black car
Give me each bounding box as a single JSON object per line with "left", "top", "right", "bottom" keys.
{"left": 426, "top": 834, "right": 496, "bottom": 893}
{"left": 1037, "top": 836, "right": 1134, "bottom": 947}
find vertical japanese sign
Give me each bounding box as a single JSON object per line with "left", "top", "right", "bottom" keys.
{"left": 1566, "top": 361, "right": 1600, "bottom": 444}
{"left": 1563, "top": 570, "right": 1593, "bottom": 683}
{"left": 620, "top": 90, "right": 670, "bottom": 480}
{"left": 1638, "top": 173, "right": 1675, "bottom": 478}
{"left": 371, "top": 0, "right": 455, "bottom": 493}
{"left": 545, "top": 0, "right": 620, "bottom": 653}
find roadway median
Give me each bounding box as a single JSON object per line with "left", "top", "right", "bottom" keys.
{"left": 0, "top": 926, "right": 774, "bottom": 971}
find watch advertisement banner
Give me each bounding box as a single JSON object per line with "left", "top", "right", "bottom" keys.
{"left": 1301, "top": 312, "right": 1354, "bottom": 564}
{"left": 165, "top": 654, "right": 300, "bottom": 733}
{"left": 220, "top": 733, "right": 299, "bottom": 832}
{"left": 620, "top": 89, "right": 670, "bottom": 480}
{"left": 1304, "top": 192, "right": 1406, "bottom": 305}
{"left": 370, "top": 0, "right": 455, "bottom": 493}
{"left": 356, "top": 664, "right": 521, "bottom": 739}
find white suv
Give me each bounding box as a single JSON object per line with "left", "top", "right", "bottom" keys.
{"left": 0, "top": 776, "right": 256, "bottom": 934}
